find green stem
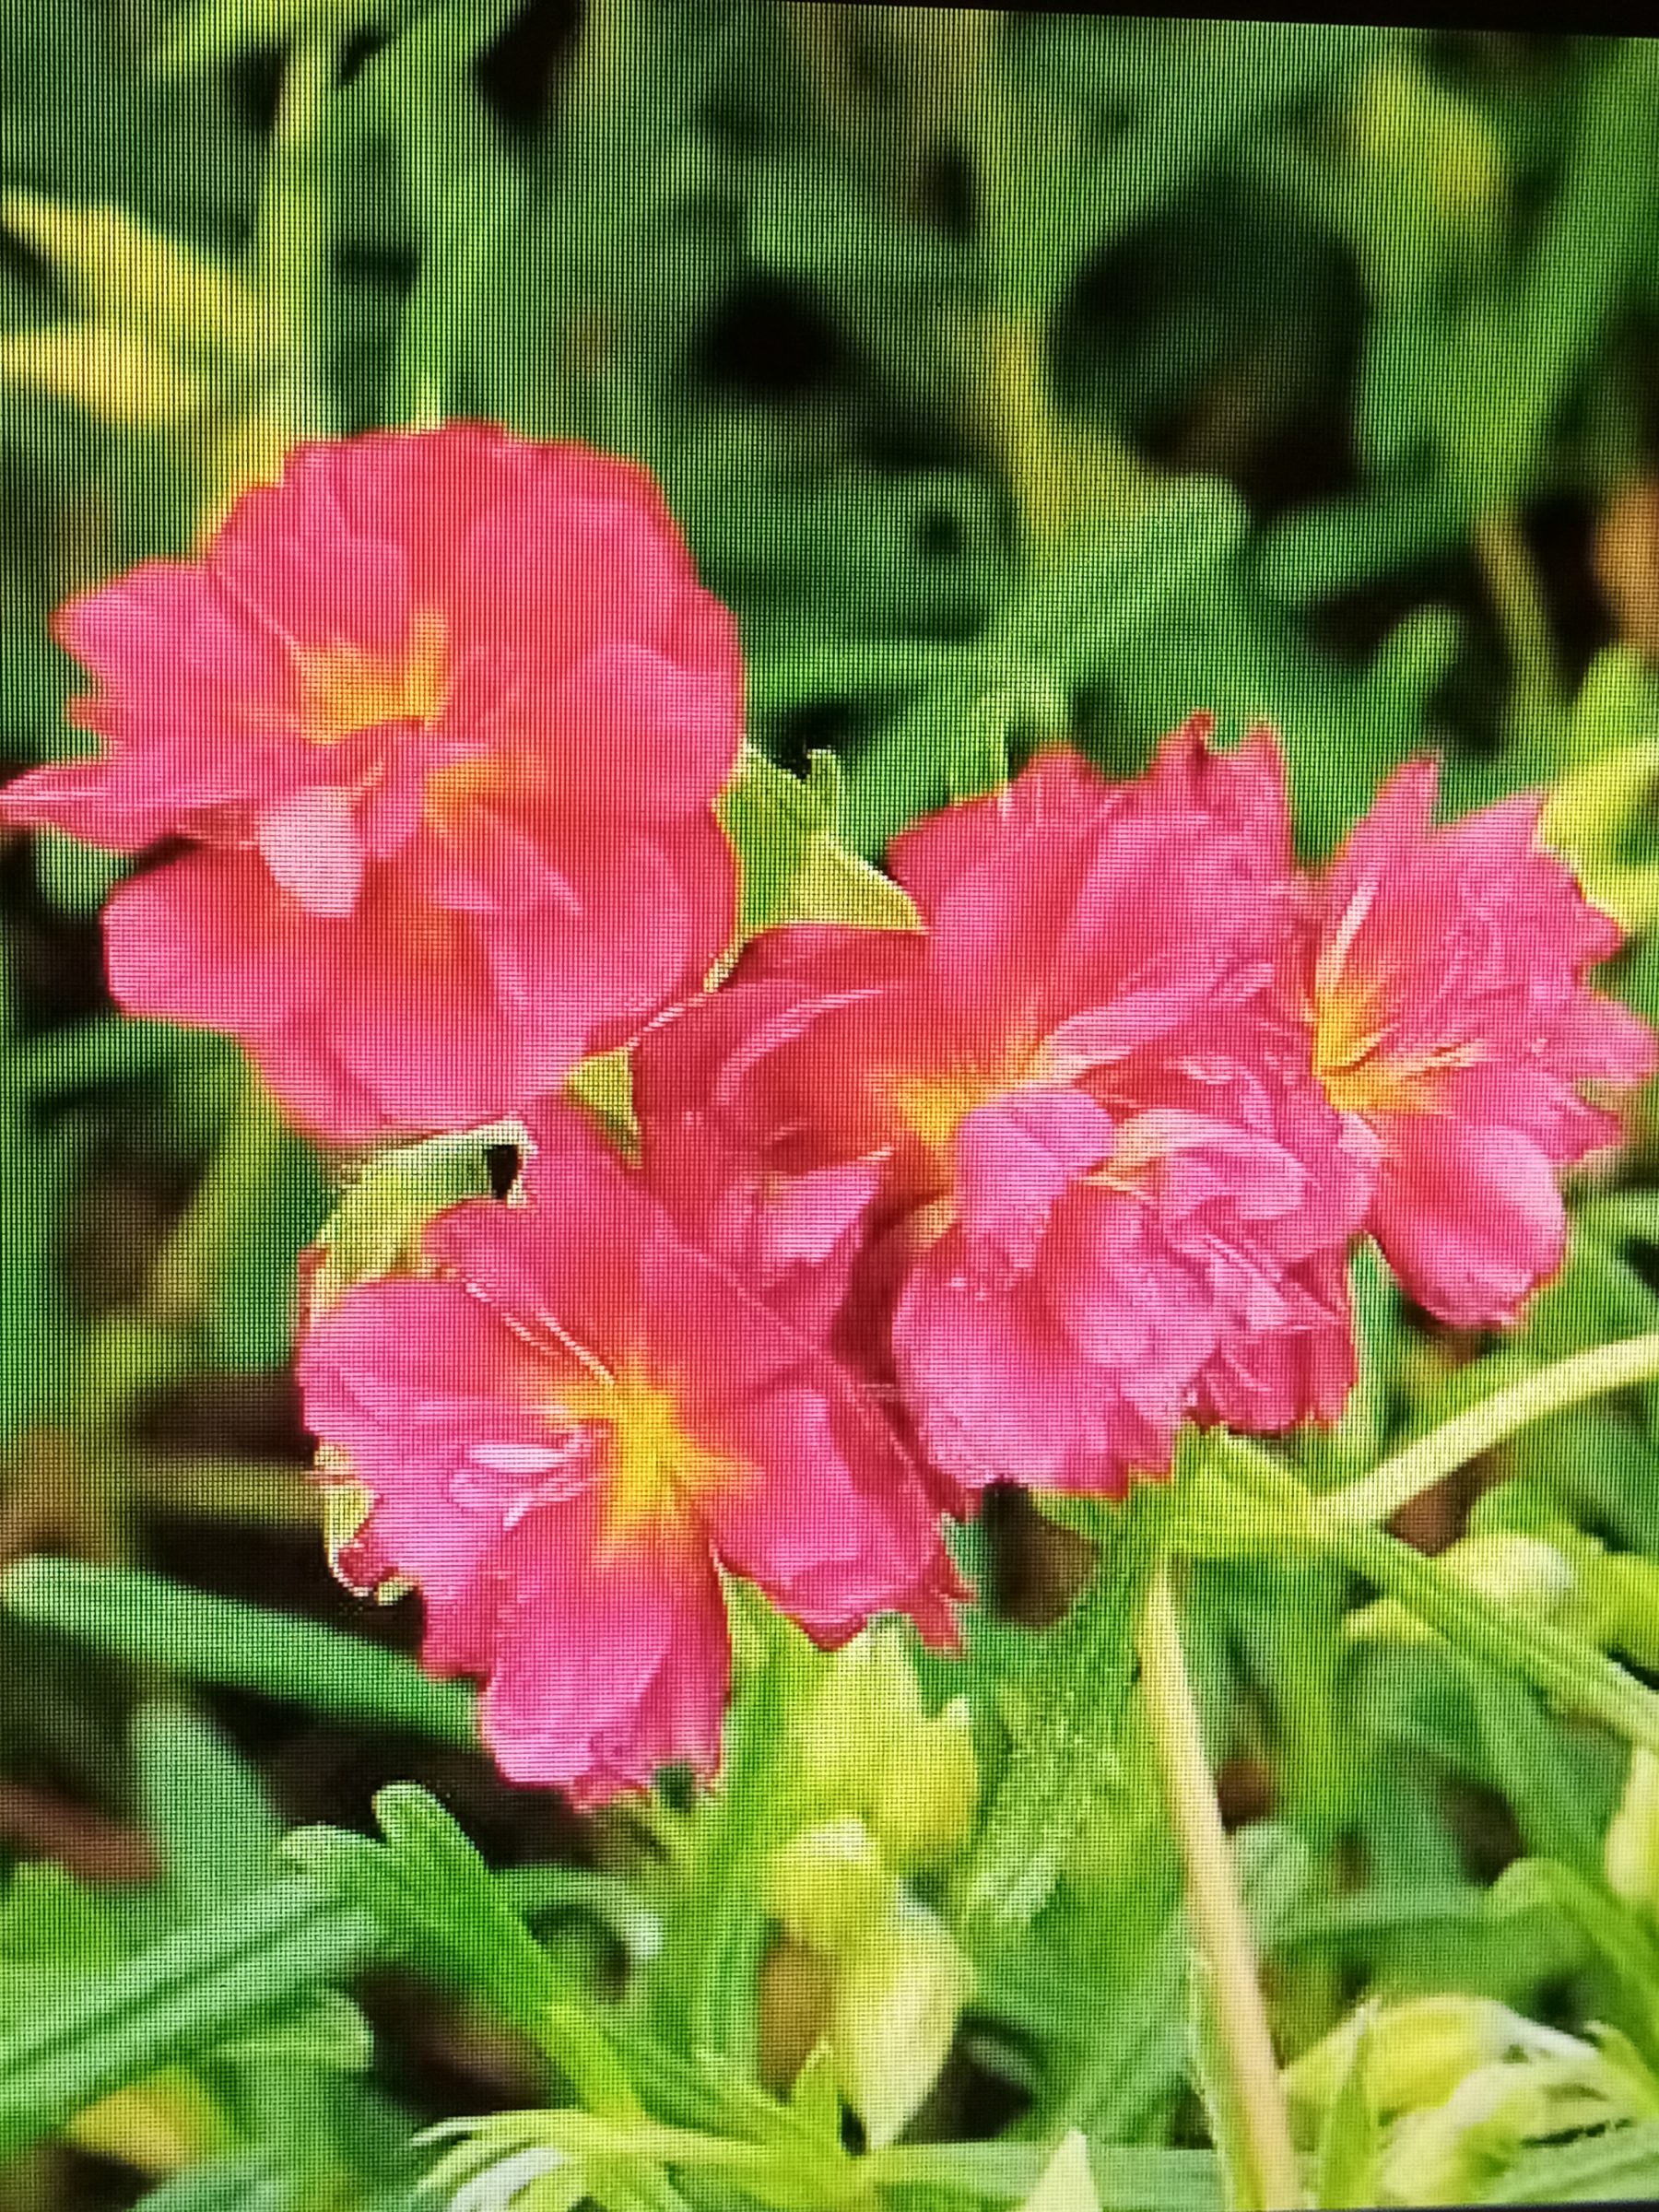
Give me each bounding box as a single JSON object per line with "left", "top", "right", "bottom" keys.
{"left": 1137, "top": 1559, "right": 1302, "bottom": 2211}
{"left": 1474, "top": 508, "right": 1565, "bottom": 736}
{"left": 1328, "top": 1522, "right": 1659, "bottom": 1755}
{"left": 982, "top": 310, "right": 1065, "bottom": 547}
{"left": 1323, "top": 1330, "right": 1659, "bottom": 1530}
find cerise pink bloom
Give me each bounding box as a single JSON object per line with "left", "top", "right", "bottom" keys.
{"left": 0, "top": 427, "right": 741, "bottom": 1144}
{"left": 296, "top": 1102, "right": 959, "bottom": 1804}
{"left": 636, "top": 724, "right": 1370, "bottom": 1496}
{"left": 1308, "top": 759, "right": 1656, "bottom": 1327}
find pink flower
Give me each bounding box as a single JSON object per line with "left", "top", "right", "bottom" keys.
{"left": 1308, "top": 759, "right": 1657, "bottom": 1327}
{"left": 0, "top": 427, "right": 741, "bottom": 1143}
{"left": 637, "top": 725, "right": 1369, "bottom": 1496}
{"left": 296, "top": 1102, "right": 959, "bottom": 1803}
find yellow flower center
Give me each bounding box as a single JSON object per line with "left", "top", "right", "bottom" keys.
{"left": 554, "top": 1364, "right": 747, "bottom": 1554}
{"left": 888, "top": 1067, "right": 1012, "bottom": 1152}
{"left": 1312, "top": 982, "right": 1479, "bottom": 1117}
{"left": 298, "top": 607, "right": 449, "bottom": 743}
{"left": 422, "top": 749, "right": 520, "bottom": 831}
{"left": 887, "top": 1045, "right": 1053, "bottom": 1154}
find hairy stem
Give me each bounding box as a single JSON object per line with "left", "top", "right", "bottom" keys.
{"left": 1137, "top": 1559, "right": 1302, "bottom": 2210}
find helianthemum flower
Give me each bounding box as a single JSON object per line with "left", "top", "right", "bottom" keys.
{"left": 637, "top": 724, "right": 1370, "bottom": 1497}
{"left": 0, "top": 426, "right": 742, "bottom": 1143}
{"left": 296, "top": 1102, "right": 959, "bottom": 1803}
{"left": 1307, "top": 759, "right": 1657, "bottom": 1327}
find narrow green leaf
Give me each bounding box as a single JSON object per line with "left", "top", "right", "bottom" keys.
{"left": 131, "top": 1701, "right": 286, "bottom": 1907}
{"left": 1187, "top": 1952, "right": 1265, "bottom": 2212}
{"left": 955, "top": 1531, "right": 1155, "bottom": 1935}
{"left": 2, "top": 1558, "right": 478, "bottom": 1746}
{"left": 288, "top": 1788, "right": 641, "bottom": 2118}
{"left": 1325, "top": 1524, "right": 1659, "bottom": 1756}
{"left": 1478, "top": 2115, "right": 1659, "bottom": 2203}
{"left": 1016, "top": 2131, "right": 1101, "bottom": 2212}
{"left": 872, "top": 2136, "right": 1223, "bottom": 2209}
{"left": 0, "top": 1878, "right": 372, "bottom": 2158}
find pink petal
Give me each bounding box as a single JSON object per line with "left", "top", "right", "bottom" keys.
{"left": 481, "top": 1495, "right": 730, "bottom": 1802}
{"left": 255, "top": 783, "right": 367, "bottom": 918}
{"left": 893, "top": 1231, "right": 1170, "bottom": 1494}
{"left": 951, "top": 1087, "right": 1113, "bottom": 1276}
{"left": 545, "top": 640, "right": 743, "bottom": 821}
{"left": 101, "top": 849, "right": 316, "bottom": 1030}
{"left": 1368, "top": 1116, "right": 1567, "bottom": 1330}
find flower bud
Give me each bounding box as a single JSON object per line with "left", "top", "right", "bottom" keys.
{"left": 449, "top": 2147, "right": 582, "bottom": 2212}
{"left": 1442, "top": 1535, "right": 1578, "bottom": 1610}
{"left": 768, "top": 1817, "right": 893, "bottom": 1959}
{"left": 1018, "top": 2130, "right": 1101, "bottom": 2211}
{"left": 67, "top": 2073, "right": 230, "bottom": 2176}
{"left": 870, "top": 1695, "right": 981, "bottom": 1873}
{"left": 1285, "top": 1995, "right": 1587, "bottom": 2118}
{"left": 792, "top": 1629, "right": 981, "bottom": 1871}
{"left": 1378, "top": 2044, "right": 1634, "bottom": 2206}
{"left": 1586, "top": 1551, "right": 1659, "bottom": 1673}
{"left": 794, "top": 1626, "right": 926, "bottom": 1814}
{"left": 1606, "top": 1746, "right": 1659, "bottom": 1918}
{"left": 830, "top": 1897, "right": 975, "bottom": 2148}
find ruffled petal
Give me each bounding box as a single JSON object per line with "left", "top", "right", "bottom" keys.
{"left": 481, "top": 1492, "right": 731, "bottom": 1803}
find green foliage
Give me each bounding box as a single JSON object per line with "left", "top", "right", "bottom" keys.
{"left": 6, "top": 9, "right": 1659, "bottom": 2212}
{"left": 2, "top": 1559, "right": 479, "bottom": 1745}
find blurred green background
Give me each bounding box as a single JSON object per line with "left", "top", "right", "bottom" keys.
{"left": 7, "top": 8, "right": 1659, "bottom": 2210}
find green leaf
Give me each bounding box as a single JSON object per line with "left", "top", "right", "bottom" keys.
{"left": 716, "top": 747, "right": 920, "bottom": 935}
{"left": 207, "top": 1122, "right": 334, "bottom": 1370}
{"left": 1, "top": 1558, "right": 478, "bottom": 1747}
{"left": 32, "top": 827, "right": 130, "bottom": 914}
{"left": 131, "top": 1701, "right": 286, "bottom": 1907}
{"left": 1478, "top": 2115, "right": 1659, "bottom": 2203}
{"left": 871, "top": 2136, "right": 1224, "bottom": 2209}
{"left": 946, "top": 676, "right": 1069, "bottom": 803}
{"left": 125, "top": 2150, "right": 289, "bottom": 2212}
{"left": 955, "top": 1530, "right": 1156, "bottom": 1935}
{"left": 1325, "top": 1523, "right": 1659, "bottom": 1756}
{"left": 1488, "top": 1856, "right": 1659, "bottom": 2064}
{"left": 1017, "top": 2132, "right": 1101, "bottom": 2212}
{"left": 288, "top": 1787, "right": 641, "bottom": 2116}
{"left": 1457, "top": 1654, "right": 1610, "bottom": 1874}
{"left": 0, "top": 1877, "right": 372, "bottom": 2159}
{"left": 1186, "top": 1954, "right": 1265, "bottom": 2212}
{"left": 842, "top": 478, "right": 1253, "bottom": 857}
{"left": 216, "top": 1986, "right": 374, "bottom": 2073}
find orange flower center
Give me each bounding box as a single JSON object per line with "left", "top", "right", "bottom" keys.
{"left": 552, "top": 1363, "right": 747, "bottom": 1554}
{"left": 298, "top": 608, "right": 449, "bottom": 743}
